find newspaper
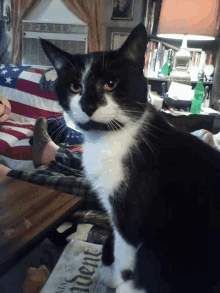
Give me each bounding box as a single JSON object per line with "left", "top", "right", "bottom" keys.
{"left": 40, "top": 239, "right": 114, "bottom": 293}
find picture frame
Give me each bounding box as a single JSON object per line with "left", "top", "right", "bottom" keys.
{"left": 111, "top": 32, "right": 130, "bottom": 50}
{"left": 106, "top": 27, "right": 133, "bottom": 51}
{"left": 111, "top": 0, "right": 134, "bottom": 20}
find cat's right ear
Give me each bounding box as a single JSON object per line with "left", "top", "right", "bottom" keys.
{"left": 40, "top": 38, "right": 71, "bottom": 75}
{"left": 118, "top": 23, "right": 148, "bottom": 68}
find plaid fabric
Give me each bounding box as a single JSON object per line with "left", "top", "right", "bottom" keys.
{"left": 7, "top": 129, "right": 220, "bottom": 211}
{"left": 7, "top": 147, "right": 98, "bottom": 207}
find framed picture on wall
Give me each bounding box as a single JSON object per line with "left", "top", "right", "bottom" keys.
{"left": 106, "top": 27, "right": 133, "bottom": 51}
{"left": 111, "top": 0, "right": 134, "bottom": 20}
{"left": 0, "top": 0, "right": 13, "bottom": 63}
{"left": 111, "top": 32, "right": 130, "bottom": 50}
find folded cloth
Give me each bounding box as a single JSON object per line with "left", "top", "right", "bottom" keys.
{"left": 8, "top": 129, "right": 220, "bottom": 213}
{"left": 8, "top": 147, "right": 98, "bottom": 210}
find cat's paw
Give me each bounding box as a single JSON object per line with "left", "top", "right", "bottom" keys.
{"left": 116, "top": 280, "right": 147, "bottom": 293}
{"left": 99, "top": 263, "right": 124, "bottom": 289}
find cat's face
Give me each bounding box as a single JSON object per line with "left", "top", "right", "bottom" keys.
{"left": 41, "top": 24, "right": 148, "bottom": 134}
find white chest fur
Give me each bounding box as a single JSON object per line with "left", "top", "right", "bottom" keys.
{"left": 82, "top": 127, "right": 137, "bottom": 213}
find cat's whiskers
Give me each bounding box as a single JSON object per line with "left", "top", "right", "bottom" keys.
{"left": 123, "top": 109, "right": 163, "bottom": 137}
{"left": 109, "top": 120, "right": 117, "bottom": 132}
{"left": 106, "top": 121, "right": 112, "bottom": 131}
{"left": 144, "top": 129, "right": 161, "bottom": 141}
{"left": 122, "top": 110, "right": 161, "bottom": 139}
{"left": 111, "top": 122, "right": 117, "bottom": 132}
{"left": 122, "top": 109, "right": 148, "bottom": 120}
{"left": 137, "top": 132, "right": 157, "bottom": 158}
{"left": 145, "top": 121, "right": 165, "bottom": 134}
{"left": 54, "top": 125, "right": 67, "bottom": 143}
{"left": 131, "top": 136, "right": 143, "bottom": 159}
{"left": 102, "top": 51, "right": 105, "bottom": 71}
{"left": 122, "top": 109, "right": 143, "bottom": 114}
{"left": 106, "top": 123, "right": 110, "bottom": 131}
{"left": 112, "top": 119, "right": 123, "bottom": 131}
{"left": 107, "top": 121, "right": 114, "bottom": 131}
{"left": 48, "top": 122, "right": 59, "bottom": 134}
{"left": 49, "top": 124, "right": 65, "bottom": 139}
{"left": 140, "top": 124, "right": 162, "bottom": 141}
{"left": 126, "top": 143, "right": 136, "bottom": 171}
{"left": 122, "top": 110, "right": 144, "bottom": 118}
{"left": 54, "top": 127, "right": 64, "bottom": 142}
{"left": 54, "top": 128, "right": 66, "bottom": 144}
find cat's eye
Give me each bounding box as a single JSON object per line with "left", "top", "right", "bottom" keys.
{"left": 104, "top": 80, "right": 117, "bottom": 91}
{"left": 71, "top": 82, "right": 81, "bottom": 93}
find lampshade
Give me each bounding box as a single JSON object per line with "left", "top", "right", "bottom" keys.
{"left": 157, "top": 0, "right": 220, "bottom": 40}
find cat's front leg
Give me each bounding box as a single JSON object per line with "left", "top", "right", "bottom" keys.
{"left": 116, "top": 280, "right": 147, "bottom": 293}
{"left": 99, "top": 261, "right": 133, "bottom": 289}
{"left": 100, "top": 232, "right": 125, "bottom": 288}
{"left": 100, "top": 228, "right": 137, "bottom": 289}
{"left": 99, "top": 262, "right": 125, "bottom": 289}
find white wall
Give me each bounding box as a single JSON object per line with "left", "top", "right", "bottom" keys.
{"left": 24, "top": 0, "right": 86, "bottom": 24}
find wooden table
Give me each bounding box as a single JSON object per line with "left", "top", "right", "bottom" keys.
{"left": 0, "top": 176, "right": 82, "bottom": 278}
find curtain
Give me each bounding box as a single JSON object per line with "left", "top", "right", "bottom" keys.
{"left": 62, "top": 0, "right": 104, "bottom": 52}
{"left": 11, "top": 0, "right": 38, "bottom": 64}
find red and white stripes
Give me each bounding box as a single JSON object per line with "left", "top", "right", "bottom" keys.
{"left": 0, "top": 67, "right": 63, "bottom": 171}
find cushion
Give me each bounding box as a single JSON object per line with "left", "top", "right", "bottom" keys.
{"left": 39, "top": 68, "right": 58, "bottom": 92}
{"left": 0, "top": 64, "right": 63, "bottom": 171}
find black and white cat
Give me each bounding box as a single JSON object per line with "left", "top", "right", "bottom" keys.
{"left": 41, "top": 24, "right": 220, "bottom": 293}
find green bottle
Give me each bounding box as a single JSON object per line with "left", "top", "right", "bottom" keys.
{"left": 190, "top": 79, "right": 204, "bottom": 115}
{"left": 162, "top": 49, "right": 173, "bottom": 76}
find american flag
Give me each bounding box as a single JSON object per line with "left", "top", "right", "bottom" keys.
{"left": 0, "top": 64, "right": 63, "bottom": 171}
{"left": 0, "top": 63, "right": 30, "bottom": 88}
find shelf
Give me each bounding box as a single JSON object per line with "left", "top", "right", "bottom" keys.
{"left": 146, "top": 77, "right": 213, "bottom": 85}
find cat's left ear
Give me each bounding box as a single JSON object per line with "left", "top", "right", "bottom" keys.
{"left": 118, "top": 23, "right": 148, "bottom": 67}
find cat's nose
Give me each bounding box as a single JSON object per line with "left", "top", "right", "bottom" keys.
{"left": 81, "top": 102, "right": 97, "bottom": 117}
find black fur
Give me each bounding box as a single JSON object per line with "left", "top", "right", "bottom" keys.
{"left": 111, "top": 110, "right": 220, "bottom": 291}
{"left": 41, "top": 24, "right": 220, "bottom": 292}
{"left": 102, "top": 233, "right": 115, "bottom": 266}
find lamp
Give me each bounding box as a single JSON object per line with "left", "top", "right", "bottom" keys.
{"left": 157, "top": 0, "right": 220, "bottom": 84}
